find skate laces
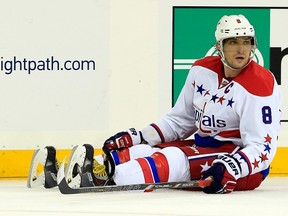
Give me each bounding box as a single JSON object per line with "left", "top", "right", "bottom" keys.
{"left": 56, "top": 160, "right": 67, "bottom": 170}
{"left": 55, "top": 160, "right": 66, "bottom": 168}
{"left": 93, "top": 159, "right": 107, "bottom": 178}
{"left": 56, "top": 160, "right": 60, "bottom": 169}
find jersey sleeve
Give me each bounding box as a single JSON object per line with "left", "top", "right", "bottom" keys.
{"left": 233, "top": 79, "right": 282, "bottom": 178}
{"left": 141, "top": 67, "right": 198, "bottom": 146}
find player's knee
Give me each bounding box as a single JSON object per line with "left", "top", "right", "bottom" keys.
{"left": 158, "top": 147, "right": 190, "bottom": 182}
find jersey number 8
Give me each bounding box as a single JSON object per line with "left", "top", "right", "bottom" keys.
{"left": 262, "top": 106, "right": 272, "bottom": 124}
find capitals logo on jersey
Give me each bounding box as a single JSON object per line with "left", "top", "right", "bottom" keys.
{"left": 194, "top": 107, "right": 227, "bottom": 129}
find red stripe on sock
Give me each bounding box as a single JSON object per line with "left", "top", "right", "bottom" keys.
{"left": 151, "top": 152, "right": 169, "bottom": 182}
{"left": 136, "top": 158, "right": 154, "bottom": 183}
{"left": 118, "top": 148, "right": 131, "bottom": 164}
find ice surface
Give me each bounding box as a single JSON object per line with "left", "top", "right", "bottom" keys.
{"left": 0, "top": 177, "right": 288, "bottom": 216}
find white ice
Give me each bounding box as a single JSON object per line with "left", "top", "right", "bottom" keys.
{"left": 0, "top": 177, "right": 288, "bottom": 216}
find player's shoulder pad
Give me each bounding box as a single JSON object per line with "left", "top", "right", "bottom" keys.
{"left": 193, "top": 56, "right": 223, "bottom": 75}
{"left": 234, "top": 61, "right": 275, "bottom": 97}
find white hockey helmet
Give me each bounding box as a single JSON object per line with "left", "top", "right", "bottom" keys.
{"left": 215, "top": 15, "right": 257, "bottom": 69}
{"left": 215, "top": 14, "right": 255, "bottom": 42}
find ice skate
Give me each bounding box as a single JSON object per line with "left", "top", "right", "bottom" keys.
{"left": 27, "top": 146, "right": 58, "bottom": 188}
{"left": 65, "top": 144, "right": 97, "bottom": 188}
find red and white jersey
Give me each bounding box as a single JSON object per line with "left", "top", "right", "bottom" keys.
{"left": 141, "top": 56, "right": 282, "bottom": 178}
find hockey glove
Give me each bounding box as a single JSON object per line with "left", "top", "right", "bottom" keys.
{"left": 103, "top": 128, "right": 145, "bottom": 150}
{"left": 201, "top": 154, "right": 241, "bottom": 194}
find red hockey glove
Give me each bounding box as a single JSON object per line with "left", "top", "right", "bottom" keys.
{"left": 103, "top": 128, "right": 144, "bottom": 150}
{"left": 201, "top": 154, "right": 241, "bottom": 194}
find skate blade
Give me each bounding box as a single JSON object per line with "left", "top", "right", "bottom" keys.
{"left": 27, "top": 148, "right": 47, "bottom": 188}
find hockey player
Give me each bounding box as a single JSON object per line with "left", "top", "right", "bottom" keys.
{"left": 28, "top": 14, "right": 282, "bottom": 194}
{"left": 70, "top": 14, "right": 282, "bottom": 194}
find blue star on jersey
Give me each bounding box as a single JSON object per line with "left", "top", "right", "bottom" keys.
{"left": 227, "top": 98, "right": 235, "bottom": 107}
{"left": 196, "top": 84, "right": 206, "bottom": 95}
{"left": 210, "top": 94, "right": 219, "bottom": 103}
{"left": 264, "top": 144, "right": 271, "bottom": 153}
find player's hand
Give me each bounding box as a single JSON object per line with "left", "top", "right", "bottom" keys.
{"left": 201, "top": 154, "right": 241, "bottom": 194}
{"left": 103, "top": 128, "right": 144, "bottom": 151}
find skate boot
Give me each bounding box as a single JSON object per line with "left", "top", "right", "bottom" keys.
{"left": 27, "top": 146, "right": 58, "bottom": 188}
{"left": 65, "top": 144, "right": 97, "bottom": 188}
{"left": 79, "top": 144, "right": 97, "bottom": 187}
{"left": 43, "top": 146, "right": 58, "bottom": 188}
